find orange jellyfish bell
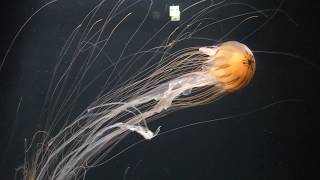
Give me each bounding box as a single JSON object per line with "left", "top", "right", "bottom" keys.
{"left": 200, "top": 41, "right": 256, "bottom": 92}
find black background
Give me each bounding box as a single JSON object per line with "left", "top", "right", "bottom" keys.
{"left": 0, "top": 0, "right": 319, "bottom": 180}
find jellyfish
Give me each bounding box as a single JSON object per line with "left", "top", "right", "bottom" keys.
{"left": 1, "top": 0, "right": 315, "bottom": 179}
{"left": 20, "top": 39, "right": 255, "bottom": 180}
{"left": 0, "top": 0, "right": 263, "bottom": 179}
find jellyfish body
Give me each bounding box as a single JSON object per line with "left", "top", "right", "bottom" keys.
{"left": 113, "top": 41, "right": 256, "bottom": 139}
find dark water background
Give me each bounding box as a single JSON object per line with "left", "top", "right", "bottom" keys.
{"left": 0, "top": 0, "right": 319, "bottom": 179}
